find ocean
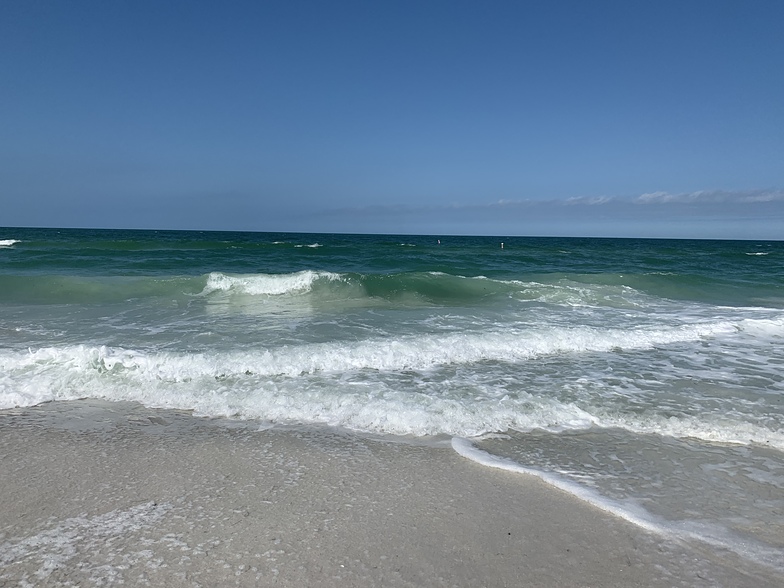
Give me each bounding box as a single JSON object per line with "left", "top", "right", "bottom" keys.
{"left": 1, "top": 228, "right": 783, "bottom": 572}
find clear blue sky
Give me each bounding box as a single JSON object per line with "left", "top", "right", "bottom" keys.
{"left": 2, "top": 0, "right": 783, "bottom": 238}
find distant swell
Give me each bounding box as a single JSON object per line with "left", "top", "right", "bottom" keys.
{"left": 2, "top": 269, "right": 780, "bottom": 309}
{"left": 0, "top": 270, "right": 646, "bottom": 306}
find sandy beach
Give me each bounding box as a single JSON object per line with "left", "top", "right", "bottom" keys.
{"left": 0, "top": 400, "right": 779, "bottom": 587}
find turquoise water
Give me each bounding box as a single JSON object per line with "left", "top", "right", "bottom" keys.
{"left": 1, "top": 228, "right": 783, "bottom": 571}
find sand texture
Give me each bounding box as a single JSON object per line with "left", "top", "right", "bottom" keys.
{"left": 1, "top": 400, "right": 780, "bottom": 587}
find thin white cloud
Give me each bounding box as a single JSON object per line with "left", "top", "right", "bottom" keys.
{"left": 317, "top": 189, "right": 784, "bottom": 218}
{"left": 636, "top": 189, "right": 784, "bottom": 205}
{"left": 480, "top": 189, "right": 784, "bottom": 209}
{"left": 295, "top": 187, "right": 783, "bottom": 239}
{"left": 564, "top": 195, "right": 614, "bottom": 206}
{"left": 637, "top": 191, "right": 679, "bottom": 203}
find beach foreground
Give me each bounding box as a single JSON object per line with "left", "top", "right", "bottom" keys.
{"left": 0, "top": 400, "right": 779, "bottom": 588}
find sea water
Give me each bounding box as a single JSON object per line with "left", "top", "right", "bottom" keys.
{"left": 1, "top": 228, "right": 783, "bottom": 570}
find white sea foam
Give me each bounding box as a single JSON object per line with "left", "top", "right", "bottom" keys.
{"left": 294, "top": 243, "right": 322, "bottom": 248}
{"left": 1, "top": 318, "right": 746, "bottom": 382}
{"left": 498, "top": 277, "right": 650, "bottom": 308}
{"left": 735, "top": 316, "right": 784, "bottom": 337}
{"left": 21, "top": 344, "right": 774, "bottom": 445}
{"left": 15, "top": 320, "right": 735, "bottom": 380}
{"left": 201, "top": 271, "right": 340, "bottom": 296}
{"left": 2, "top": 315, "right": 777, "bottom": 444}
{"left": 0, "top": 239, "right": 20, "bottom": 247}
{"left": 746, "top": 252, "right": 770, "bottom": 256}
{"left": 0, "top": 502, "right": 171, "bottom": 584}
{"left": 0, "top": 343, "right": 596, "bottom": 436}
{"left": 451, "top": 438, "right": 667, "bottom": 532}
{"left": 594, "top": 412, "right": 784, "bottom": 449}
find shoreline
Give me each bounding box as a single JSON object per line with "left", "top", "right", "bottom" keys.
{"left": 1, "top": 400, "right": 780, "bottom": 587}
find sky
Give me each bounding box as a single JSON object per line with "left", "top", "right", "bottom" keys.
{"left": 1, "top": 0, "right": 783, "bottom": 239}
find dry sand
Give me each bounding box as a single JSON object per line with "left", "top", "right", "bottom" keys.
{"left": 1, "top": 400, "right": 780, "bottom": 587}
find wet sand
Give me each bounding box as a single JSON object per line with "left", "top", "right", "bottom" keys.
{"left": 1, "top": 400, "right": 780, "bottom": 587}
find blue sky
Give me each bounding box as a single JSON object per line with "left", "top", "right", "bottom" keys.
{"left": 2, "top": 1, "right": 783, "bottom": 238}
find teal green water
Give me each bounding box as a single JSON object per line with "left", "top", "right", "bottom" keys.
{"left": 1, "top": 228, "right": 783, "bottom": 571}
{"left": 3, "top": 228, "right": 782, "bottom": 290}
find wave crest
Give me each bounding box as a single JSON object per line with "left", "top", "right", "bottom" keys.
{"left": 201, "top": 271, "right": 340, "bottom": 296}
